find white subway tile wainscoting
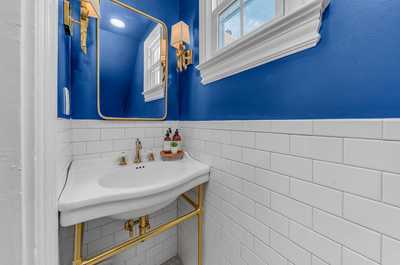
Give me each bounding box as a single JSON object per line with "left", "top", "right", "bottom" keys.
{"left": 58, "top": 120, "right": 180, "bottom": 265}
{"left": 179, "top": 119, "right": 400, "bottom": 265}
{"left": 56, "top": 119, "right": 400, "bottom": 265}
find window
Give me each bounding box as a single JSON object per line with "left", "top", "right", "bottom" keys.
{"left": 216, "top": 0, "right": 280, "bottom": 48}
{"left": 197, "top": 0, "right": 331, "bottom": 84}
{"left": 143, "top": 24, "right": 164, "bottom": 102}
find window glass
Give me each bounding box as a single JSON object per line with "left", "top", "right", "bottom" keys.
{"left": 244, "top": 0, "right": 275, "bottom": 34}
{"left": 218, "top": 1, "right": 241, "bottom": 48}
{"left": 144, "top": 25, "right": 162, "bottom": 93}
{"left": 217, "top": 0, "right": 278, "bottom": 48}
{"left": 150, "top": 43, "right": 160, "bottom": 65}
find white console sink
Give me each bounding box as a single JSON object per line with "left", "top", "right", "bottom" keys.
{"left": 58, "top": 153, "right": 210, "bottom": 227}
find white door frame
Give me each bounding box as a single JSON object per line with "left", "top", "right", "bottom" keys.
{"left": 24, "top": 0, "right": 60, "bottom": 264}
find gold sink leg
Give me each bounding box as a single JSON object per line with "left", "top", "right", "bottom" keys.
{"left": 197, "top": 184, "right": 204, "bottom": 265}
{"left": 72, "top": 223, "right": 84, "bottom": 265}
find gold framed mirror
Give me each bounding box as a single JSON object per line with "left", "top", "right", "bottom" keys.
{"left": 97, "top": 0, "right": 168, "bottom": 121}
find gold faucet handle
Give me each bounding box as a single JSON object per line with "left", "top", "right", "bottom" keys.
{"left": 119, "top": 153, "right": 128, "bottom": 166}
{"left": 124, "top": 219, "right": 136, "bottom": 238}
{"left": 145, "top": 216, "right": 151, "bottom": 232}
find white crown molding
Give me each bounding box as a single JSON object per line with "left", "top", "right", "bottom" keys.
{"left": 197, "top": 0, "right": 331, "bottom": 85}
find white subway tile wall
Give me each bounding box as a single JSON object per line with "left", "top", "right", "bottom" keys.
{"left": 56, "top": 119, "right": 73, "bottom": 198}
{"left": 58, "top": 120, "right": 180, "bottom": 265}
{"left": 179, "top": 119, "right": 400, "bottom": 265}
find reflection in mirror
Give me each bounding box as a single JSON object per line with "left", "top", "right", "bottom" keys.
{"left": 98, "top": 0, "right": 168, "bottom": 120}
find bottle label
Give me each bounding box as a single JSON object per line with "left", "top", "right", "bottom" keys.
{"left": 164, "top": 141, "right": 171, "bottom": 152}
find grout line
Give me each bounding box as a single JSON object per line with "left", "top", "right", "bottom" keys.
{"left": 340, "top": 246, "right": 344, "bottom": 265}
{"left": 380, "top": 234, "right": 383, "bottom": 264}
{"left": 380, "top": 172, "right": 384, "bottom": 202}
{"left": 311, "top": 159, "right": 314, "bottom": 182}
{"left": 209, "top": 167, "right": 400, "bottom": 248}
{"left": 210, "top": 184, "right": 383, "bottom": 265}
{"left": 311, "top": 207, "right": 315, "bottom": 229}
{"left": 341, "top": 192, "right": 345, "bottom": 217}
{"left": 188, "top": 133, "right": 400, "bottom": 176}
{"left": 214, "top": 158, "right": 386, "bottom": 207}
{"left": 342, "top": 138, "right": 345, "bottom": 163}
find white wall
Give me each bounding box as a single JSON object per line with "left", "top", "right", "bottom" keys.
{"left": 179, "top": 119, "right": 400, "bottom": 265}
{"left": 58, "top": 120, "right": 180, "bottom": 265}
{"left": 0, "top": 1, "right": 23, "bottom": 264}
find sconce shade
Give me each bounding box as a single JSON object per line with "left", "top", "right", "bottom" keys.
{"left": 82, "top": 0, "right": 100, "bottom": 18}
{"left": 171, "top": 21, "right": 190, "bottom": 48}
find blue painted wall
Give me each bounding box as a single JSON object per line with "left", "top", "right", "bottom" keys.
{"left": 100, "top": 29, "right": 138, "bottom": 117}
{"left": 59, "top": 0, "right": 181, "bottom": 120}
{"left": 179, "top": 0, "right": 400, "bottom": 120}
{"left": 58, "top": 0, "right": 72, "bottom": 119}
{"left": 59, "top": 0, "right": 400, "bottom": 120}
{"left": 69, "top": 0, "right": 98, "bottom": 119}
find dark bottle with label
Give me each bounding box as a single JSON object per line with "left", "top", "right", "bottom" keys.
{"left": 163, "top": 131, "right": 171, "bottom": 153}
{"left": 173, "top": 129, "right": 182, "bottom": 151}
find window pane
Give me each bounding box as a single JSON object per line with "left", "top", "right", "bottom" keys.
{"left": 151, "top": 45, "right": 160, "bottom": 65}
{"left": 147, "top": 49, "right": 152, "bottom": 70}
{"left": 218, "top": 0, "right": 241, "bottom": 48}
{"left": 155, "top": 68, "right": 160, "bottom": 86}
{"left": 150, "top": 66, "right": 161, "bottom": 88}
{"left": 244, "top": 0, "right": 276, "bottom": 34}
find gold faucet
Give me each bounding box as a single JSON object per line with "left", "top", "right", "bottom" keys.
{"left": 134, "top": 139, "right": 142, "bottom": 164}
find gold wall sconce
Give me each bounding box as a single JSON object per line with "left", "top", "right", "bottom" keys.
{"left": 64, "top": 0, "right": 100, "bottom": 54}
{"left": 171, "top": 21, "right": 192, "bottom": 72}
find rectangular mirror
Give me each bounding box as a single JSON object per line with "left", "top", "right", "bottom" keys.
{"left": 97, "top": 0, "right": 168, "bottom": 120}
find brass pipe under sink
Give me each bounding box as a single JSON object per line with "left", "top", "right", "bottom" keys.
{"left": 71, "top": 184, "right": 205, "bottom": 265}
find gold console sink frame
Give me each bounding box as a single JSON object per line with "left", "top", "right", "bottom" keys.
{"left": 72, "top": 184, "right": 205, "bottom": 265}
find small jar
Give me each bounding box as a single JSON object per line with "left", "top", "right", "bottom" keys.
{"left": 171, "top": 142, "right": 179, "bottom": 154}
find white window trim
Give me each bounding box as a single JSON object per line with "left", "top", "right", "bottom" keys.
{"left": 197, "top": 0, "right": 331, "bottom": 84}
{"left": 142, "top": 84, "right": 164, "bottom": 102}
{"left": 143, "top": 24, "right": 164, "bottom": 102}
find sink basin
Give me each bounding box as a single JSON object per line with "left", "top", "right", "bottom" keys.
{"left": 58, "top": 153, "right": 210, "bottom": 227}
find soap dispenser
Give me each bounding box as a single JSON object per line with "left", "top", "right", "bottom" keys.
{"left": 173, "top": 129, "right": 182, "bottom": 151}
{"left": 163, "top": 130, "right": 171, "bottom": 153}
